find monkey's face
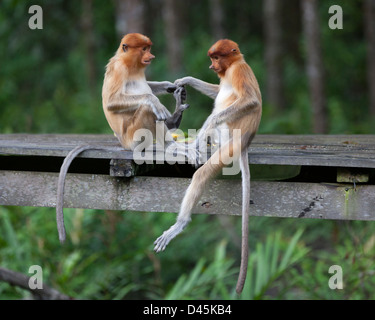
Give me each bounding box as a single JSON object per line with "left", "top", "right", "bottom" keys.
{"left": 209, "top": 56, "right": 232, "bottom": 76}
{"left": 119, "top": 33, "right": 155, "bottom": 69}
{"left": 209, "top": 56, "right": 222, "bottom": 73}
{"left": 208, "top": 39, "right": 241, "bottom": 77}
{"left": 139, "top": 46, "right": 155, "bottom": 66}
{"left": 124, "top": 46, "right": 155, "bottom": 69}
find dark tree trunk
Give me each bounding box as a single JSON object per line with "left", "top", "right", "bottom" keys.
{"left": 364, "top": 0, "right": 375, "bottom": 116}
{"left": 81, "top": 0, "right": 96, "bottom": 95}
{"left": 301, "top": 0, "right": 328, "bottom": 133}
{"left": 283, "top": 0, "right": 303, "bottom": 65}
{"left": 114, "top": 0, "right": 145, "bottom": 38}
{"left": 209, "top": 0, "right": 225, "bottom": 39}
{"left": 264, "top": 0, "right": 285, "bottom": 110}
{"left": 162, "top": 0, "right": 183, "bottom": 74}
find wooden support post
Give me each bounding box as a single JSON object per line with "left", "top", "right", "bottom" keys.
{"left": 337, "top": 168, "right": 369, "bottom": 184}
{"left": 110, "top": 159, "right": 135, "bottom": 177}
{"left": 109, "top": 159, "right": 156, "bottom": 177}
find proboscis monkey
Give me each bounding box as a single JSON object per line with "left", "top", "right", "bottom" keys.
{"left": 154, "top": 39, "right": 262, "bottom": 294}
{"left": 56, "top": 33, "right": 192, "bottom": 244}
{"left": 102, "top": 33, "right": 190, "bottom": 146}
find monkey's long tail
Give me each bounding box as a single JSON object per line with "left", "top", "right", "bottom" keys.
{"left": 56, "top": 144, "right": 95, "bottom": 243}
{"left": 235, "top": 148, "right": 250, "bottom": 294}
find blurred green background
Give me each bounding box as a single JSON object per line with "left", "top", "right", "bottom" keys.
{"left": 1, "top": 0, "right": 375, "bottom": 299}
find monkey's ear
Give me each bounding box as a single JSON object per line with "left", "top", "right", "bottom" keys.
{"left": 122, "top": 44, "right": 128, "bottom": 52}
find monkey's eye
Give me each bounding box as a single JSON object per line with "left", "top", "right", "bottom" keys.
{"left": 142, "top": 47, "right": 148, "bottom": 51}
{"left": 213, "top": 56, "right": 219, "bottom": 60}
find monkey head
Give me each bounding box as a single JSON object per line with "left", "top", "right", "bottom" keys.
{"left": 207, "top": 39, "right": 241, "bottom": 77}
{"left": 119, "top": 33, "right": 155, "bottom": 68}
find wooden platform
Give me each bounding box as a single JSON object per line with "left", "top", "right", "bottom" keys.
{"left": 1, "top": 134, "right": 375, "bottom": 167}
{"left": 0, "top": 134, "right": 374, "bottom": 221}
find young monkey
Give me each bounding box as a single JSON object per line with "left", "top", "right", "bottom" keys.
{"left": 154, "top": 39, "right": 262, "bottom": 294}
{"left": 102, "top": 33, "right": 190, "bottom": 147}
{"left": 56, "top": 33, "right": 191, "bottom": 244}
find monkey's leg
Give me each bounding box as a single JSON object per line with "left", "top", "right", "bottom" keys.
{"left": 153, "top": 165, "right": 219, "bottom": 252}
{"left": 164, "top": 104, "right": 189, "bottom": 129}
{"left": 154, "top": 139, "right": 240, "bottom": 252}
{"left": 161, "top": 86, "right": 198, "bottom": 164}
{"left": 158, "top": 120, "right": 199, "bottom": 165}
{"left": 123, "top": 105, "right": 157, "bottom": 149}
{"left": 165, "top": 86, "right": 189, "bottom": 130}
{"left": 124, "top": 105, "right": 198, "bottom": 164}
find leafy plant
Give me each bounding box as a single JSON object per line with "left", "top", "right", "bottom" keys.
{"left": 164, "top": 240, "right": 236, "bottom": 300}
{"left": 239, "top": 229, "right": 308, "bottom": 300}
{"left": 163, "top": 229, "right": 308, "bottom": 300}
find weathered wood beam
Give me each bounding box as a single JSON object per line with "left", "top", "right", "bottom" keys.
{"left": 1, "top": 134, "right": 375, "bottom": 168}
{"left": 1, "top": 170, "right": 374, "bottom": 221}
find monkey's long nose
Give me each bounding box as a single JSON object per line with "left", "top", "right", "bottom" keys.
{"left": 209, "top": 64, "right": 214, "bottom": 70}
{"left": 149, "top": 53, "right": 155, "bottom": 60}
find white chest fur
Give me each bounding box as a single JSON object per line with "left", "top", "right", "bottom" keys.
{"left": 123, "top": 78, "right": 152, "bottom": 95}
{"left": 214, "top": 82, "right": 234, "bottom": 113}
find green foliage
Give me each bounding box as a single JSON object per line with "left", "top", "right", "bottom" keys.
{"left": 239, "top": 229, "right": 308, "bottom": 300}
{"left": 287, "top": 222, "right": 375, "bottom": 300}
{"left": 164, "top": 229, "right": 308, "bottom": 300}
{"left": 2, "top": 206, "right": 375, "bottom": 299}
{"left": 0, "top": 0, "right": 374, "bottom": 134}
{"left": 164, "top": 240, "right": 236, "bottom": 300}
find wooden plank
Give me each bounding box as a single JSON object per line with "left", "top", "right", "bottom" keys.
{"left": 0, "top": 134, "right": 375, "bottom": 168}
{"left": 1, "top": 170, "right": 374, "bottom": 221}
{"left": 249, "top": 134, "right": 375, "bottom": 168}
{"left": 0, "top": 134, "right": 129, "bottom": 159}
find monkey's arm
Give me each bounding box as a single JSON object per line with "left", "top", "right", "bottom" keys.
{"left": 107, "top": 93, "right": 171, "bottom": 120}
{"left": 210, "top": 99, "right": 260, "bottom": 127}
{"left": 147, "top": 81, "right": 177, "bottom": 95}
{"left": 174, "top": 76, "right": 219, "bottom": 99}
{"left": 193, "top": 98, "right": 259, "bottom": 150}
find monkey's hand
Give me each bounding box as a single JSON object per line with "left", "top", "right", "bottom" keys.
{"left": 149, "top": 96, "right": 172, "bottom": 120}
{"left": 193, "top": 134, "right": 210, "bottom": 167}
{"left": 185, "top": 144, "right": 200, "bottom": 167}
{"left": 174, "top": 76, "right": 193, "bottom": 88}
{"left": 165, "top": 82, "right": 178, "bottom": 94}
{"left": 173, "top": 86, "right": 187, "bottom": 104}
{"left": 148, "top": 81, "right": 177, "bottom": 95}
{"left": 154, "top": 219, "right": 190, "bottom": 252}
{"left": 152, "top": 104, "right": 171, "bottom": 121}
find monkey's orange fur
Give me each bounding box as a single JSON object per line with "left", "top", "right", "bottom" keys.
{"left": 155, "top": 39, "right": 262, "bottom": 294}
{"left": 56, "top": 33, "right": 190, "bottom": 246}
{"left": 102, "top": 33, "right": 165, "bottom": 149}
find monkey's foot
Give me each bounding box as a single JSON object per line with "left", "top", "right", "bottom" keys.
{"left": 154, "top": 220, "right": 190, "bottom": 252}
{"left": 186, "top": 146, "right": 200, "bottom": 167}
{"left": 177, "top": 103, "right": 190, "bottom": 112}
{"left": 173, "top": 86, "right": 187, "bottom": 104}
